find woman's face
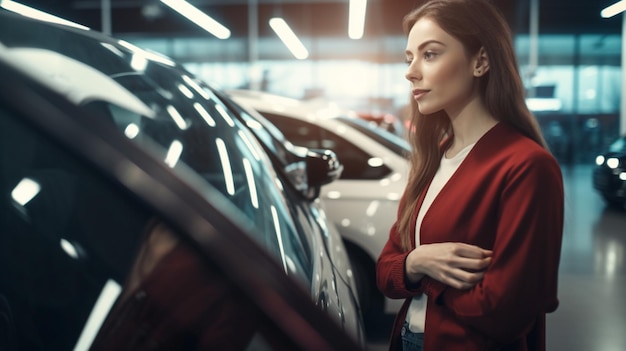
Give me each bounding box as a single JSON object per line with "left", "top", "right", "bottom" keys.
{"left": 404, "top": 17, "right": 478, "bottom": 116}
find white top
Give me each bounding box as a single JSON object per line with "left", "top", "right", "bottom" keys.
{"left": 406, "top": 143, "right": 475, "bottom": 333}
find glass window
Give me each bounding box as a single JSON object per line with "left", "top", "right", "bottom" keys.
{"left": 0, "top": 107, "right": 279, "bottom": 351}
{"left": 261, "top": 113, "right": 392, "bottom": 180}
{"left": 0, "top": 15, "right": 313, "bottom": 286}
{"left": 336, "top": 116, "right": 410, "bottom": 158}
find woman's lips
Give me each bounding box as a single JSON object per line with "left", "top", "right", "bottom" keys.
{"left": 412, "top": 89, "right": 430, "bottom": 100}
{"left": 412, "top": 89, "right": 429, "bottom": 100}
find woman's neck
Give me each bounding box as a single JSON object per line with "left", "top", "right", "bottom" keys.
{"left": 446, "top": 100, "right": 498, "bottom": 158}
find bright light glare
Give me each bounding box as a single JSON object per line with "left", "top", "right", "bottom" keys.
{"left": 129, "top": 54, "right": 149, "bottom": 72}
{"left": 596, "top": 155, "right": 605, "bottom": 166}
{"left": 100, "top": 43, "right": 124, "bottom": 57}
{"left": 1, "top": 0, "right": 90, "bottom": 30}
{"left": 620, "top": 172, "right": 626, "bottom": 181}
{"left": 183, "top": 75, "right": 210, "bottom": 99}
{"left": 242, "top": 158, "right": 259, "bottom": 208}
{"left": 349, "top": 0, "right": 367, "bottom": 39}
{"left": 271, "top": 205, "right": 288, "bottom": 273}
{"left": 365, "top": 200, "right": 379, "bottom": 217}
{"left": 238, "top": 130, "right": 262, "bottom": 161}
{"left": 177, "top": 83, "right": 194, "bottom": 99}
{"left": 160, "top": 0, "right": 230, "bottom": 39}
{"left": 118, "top": 40, "right": 176, "bottom": 69}
{"left": 11, "top": 178, "right": 40, "bottom": 206}
{"left": 215, "top": 104, "right": 235, "bottom": 127}
{"left": 216, "top": 138, "right": 235, "bottom": 195}
{"left": 124, "top": 123, "right": 140, "bottom": 139}
{"left": 367, "top": 157, "right": 384, "bottom": 167}
{"left": 73, "top": 280, "right": 122, "bottom": 351}
{"left": 327, "top": 191, "right": 341, "bottom": 199}
{"left": 164, "top": 140, "right": 183, "bottom": 168}
{"left": 601, "top": 1, "right": 626, "bottom": 18}
{"left": 194, "top": 103, "right": 216, "bottom": 127}
{"left": 607, "top": 158, "right": 620, "bottom": 169}
{"left": 60, "top": 239, "right": 80, "bottom": 259}
{"left": 269, "top": 17, "right": 309, "bottom": 60}
{"left": 166, "top": 105, "right": 188, "bottom": 130}
{"left": 525, "top": 98, "right": 562, "bottom": 112}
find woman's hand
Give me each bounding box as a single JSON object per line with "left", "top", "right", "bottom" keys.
{"left": 405, "top": 243, "right": 492, "bottom": 290}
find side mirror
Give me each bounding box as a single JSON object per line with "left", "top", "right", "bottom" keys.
{"left": 304, "top": 148, "right": 343, "bottom": 200}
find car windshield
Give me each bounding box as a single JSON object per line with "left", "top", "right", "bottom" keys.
{"left": 336, "top": 116, "right": 411, "bottom": 158}
{"left": 0, "top": 14, "right": 313, "bottom": 285}
{"left": 211, "top": 89, "right": 312, "bottom": 194}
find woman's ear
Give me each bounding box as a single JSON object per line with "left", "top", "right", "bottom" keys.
{"left": 473, "top": 47, "right": 490, "bottom": 77}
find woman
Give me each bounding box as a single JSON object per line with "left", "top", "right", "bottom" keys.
{"left": 376, "top": 0, "right": 564, "bottom": 350}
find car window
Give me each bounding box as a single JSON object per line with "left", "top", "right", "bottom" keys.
{"left": 336, "top": 116, "right": 411, "bottom": 158}
{"left": 213, "top": 90, "right": 312, "bottom": 195}
{"left": 0, "top": 106, "right": 285, "bottom": 351}
{"left": 260, "top": 113, "right": 392, "bottom": 180}
{"left": 98, "top": 68, "right": 313, "bottom": 286}
{"left": 0, "top": 15, "right": 313, "bottom": 288}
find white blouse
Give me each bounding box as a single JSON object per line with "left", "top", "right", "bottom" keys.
{"left": 406, "top": 143, "right": 475, "bottom": 333}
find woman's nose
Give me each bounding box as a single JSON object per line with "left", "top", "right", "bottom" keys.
{"left": 405, "top": 63, "right": 420, "bottom": 82}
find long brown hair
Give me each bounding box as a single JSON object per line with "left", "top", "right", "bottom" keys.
{"left": 397, "top": 0, "right": 548, "bottom": 250}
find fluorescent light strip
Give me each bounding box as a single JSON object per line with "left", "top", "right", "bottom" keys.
{"left": 216, "top": 138, "right": 235, "bottom": 196}
{"left": 73, "top": 280, "right": 122, "bottom": 351}
{"left": 1, "top": 0, "right": 90, "bottom": 30}
{"left": 349, "top": 0, "right": 367, "bottom": 39}
{"left": 601, "top": 0, "right": 626, "bottom": 18}
{"left": 160, "top": 0, "right": 230, "bottom": 39}
{"left": 269, "top": 17, "right": 309, "bottom": 60}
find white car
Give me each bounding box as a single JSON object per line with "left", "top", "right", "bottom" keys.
{"left": 227, "top": 89, "right": 409, "bottom": 321}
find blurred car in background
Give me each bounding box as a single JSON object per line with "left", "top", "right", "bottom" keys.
{"left": 593, "top": 135, "right": 626, "bottom": 209}
{"left": 0, "top": 9, "right": 364, "bottom": 350}
{"left": 227, "top": 89, "right": 410, "bottom": 324}
{"left": 355, "top": 111, "right": 406, "bottom": 139}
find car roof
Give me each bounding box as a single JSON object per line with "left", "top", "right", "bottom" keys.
{"left": 227, "top": 89, "right": 412, "bottom": 157}
{"left": 226, "top": 89, "right": 352, "bottom": 122}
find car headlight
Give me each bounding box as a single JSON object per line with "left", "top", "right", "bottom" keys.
{"left": 595, "top": 155, "right": 605, "bottom": 166}
{"left": 607, "top": 158, "right": 620, "bottom": 169}
{"left": 620, "top": 172, "right": 626, "bottom": 181}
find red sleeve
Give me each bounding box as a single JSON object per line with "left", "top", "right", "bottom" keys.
{"left": 422, "top": 151, "right": 564, "bottom": 343}
{"left": 376, "top": 197, "right": 424, "bottom": 299}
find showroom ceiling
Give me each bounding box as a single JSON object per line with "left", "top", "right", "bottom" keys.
{"left": 10, "top": 0, "right": 624, "bottom": 39}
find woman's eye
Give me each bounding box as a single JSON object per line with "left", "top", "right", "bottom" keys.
{"left": 424, "top": 51, "right": 437, "bottom": 60}
{"left": 405, "top": 58, "right": 413, "bottom": 65}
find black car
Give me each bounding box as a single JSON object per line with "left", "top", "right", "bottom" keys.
{"left": 0, "top": 9, "right": 364, "bottom": 351}
{"left": 593, "top": 135, "right": 626, "bottom": 209}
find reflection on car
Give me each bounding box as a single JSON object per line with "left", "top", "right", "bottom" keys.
{"left": 0, "top": 9, "right": 364, "bottom": 350}
{"left": 226, "top": 89, "right": 411, "bottom": 325}
{"left": 593, "top": 135, "right": 626, "bottom": 209}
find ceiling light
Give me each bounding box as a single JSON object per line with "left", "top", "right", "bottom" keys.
{"left": 601, "top": 1, "right": 626, "bottom": 18}
{"left": 160, "top": 0, "right": 230, "bottom": 39}
{"left": 1, "top": 0, "right": 89, "bottom": 30}
{"left": 349, "top": 0, "right": 367, "bottom": 39}
{"left": 269, "top": 17, "right": 309, "bottom": 60}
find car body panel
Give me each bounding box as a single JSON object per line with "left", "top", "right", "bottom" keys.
{"left": 0, "top": 10, "right": 364, "bottom": 350}
{"left": 213, "top": 89, "right": 364, "bottom": 338}
{"left": 227, "top": 89, "right": 409, "bottom": 315}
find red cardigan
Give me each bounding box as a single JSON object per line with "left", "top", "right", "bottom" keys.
{"left": 376, "top": 123, "right": 564, "bottom": 351}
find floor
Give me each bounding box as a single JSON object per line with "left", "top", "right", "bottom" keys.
{"left": 366, "top": 164, "right": 626, "bottom": 351}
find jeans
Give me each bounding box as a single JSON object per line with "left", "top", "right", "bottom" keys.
{"left": 401, "top": 321, "right": 424, "bottom": 351}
